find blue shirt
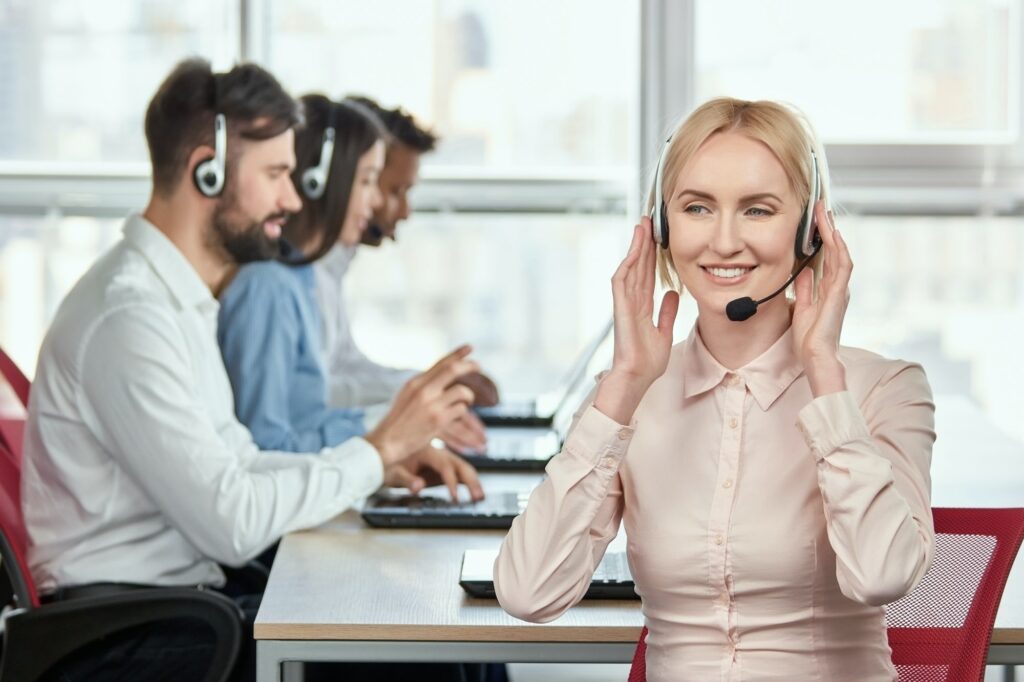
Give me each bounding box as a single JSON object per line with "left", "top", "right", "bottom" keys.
{"left": 218, "top": 255, "right": 366, "bottom": 452}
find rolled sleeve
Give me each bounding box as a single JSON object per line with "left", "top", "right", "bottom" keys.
{"left": 796, "top": 391, "right": 873, "bottom": 462}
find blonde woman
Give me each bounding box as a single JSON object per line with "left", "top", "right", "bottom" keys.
{"left": 495, "top": 98, "right": 935, "bottom": 681}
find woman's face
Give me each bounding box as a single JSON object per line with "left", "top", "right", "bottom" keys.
{"left": 337, "top": 140, "right": 386, "bottom": 246}
{"left": 667, "top": 131, "right": 803, "bottom": 319}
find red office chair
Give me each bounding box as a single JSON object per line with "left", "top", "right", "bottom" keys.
{"left": 627, "top": 627, "right": 648, "bottom": 682}
{"left": 886, "top": 507, "right": 1024, "bottom": 682}
{"left": 0, "top": 418, "right": 24, "bottom": 464}
{"left": 0, "top": 347, "right": 29, "bottom": 408}
{"left": 0, "top": 437, "right": 244, "bottom": 681}
{"left": 626, "top": 507, "right": 1024, "bottom": 682}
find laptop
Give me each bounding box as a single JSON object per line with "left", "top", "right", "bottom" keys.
{"left": 459, "top": 548, "right": 638, "bottom": 600}
{"left": 360, "top": 489, "right": 532, "bottom": 529}
{"left": 456, "top": 320, "right": 613, "bottom": 471}
{"left": 474, "top": 319, "right": 613, "bottom": 428}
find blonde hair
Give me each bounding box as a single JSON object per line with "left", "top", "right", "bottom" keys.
{"left": 649, "top": 97, "right": 831, "bottom": 296}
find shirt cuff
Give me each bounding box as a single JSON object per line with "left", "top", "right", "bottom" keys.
{"left": 562, "top": 405, "right": 635, "bottom": 473}
{"left": 796, "top": 390, "right": 872, "bottom": 461}
{"left": 321, "top": 437, "right": 384, "bottom": 498}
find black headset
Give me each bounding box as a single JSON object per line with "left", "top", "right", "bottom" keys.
{"left": 649, "top": 136, "right": 822, "bottom": 261}
{"left": 301, "top": 102, "right": 337, "bottom": 200}
{"left": 193, "top": 76, "right": 227, "bottom": 198}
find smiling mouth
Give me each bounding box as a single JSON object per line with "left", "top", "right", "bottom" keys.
{"left": 702, "top": 265, "right": 756, "bottom": 280}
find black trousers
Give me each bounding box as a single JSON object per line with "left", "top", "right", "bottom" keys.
{"left": 41, "top": 580, "right": 508, "bottom": 682}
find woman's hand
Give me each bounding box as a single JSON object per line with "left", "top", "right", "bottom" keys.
{"left": 594, "top": 217, "right": 679, "bottom": 425}
{"left": 792, "top": 201, "right": 851, "bottom": 397}
{"left": 365, "top": 346, "right": 479, "bottom": 466}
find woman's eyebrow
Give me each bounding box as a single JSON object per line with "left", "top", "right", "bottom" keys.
{"left": 674, "top": 189, "right": 784, "bottom": 204}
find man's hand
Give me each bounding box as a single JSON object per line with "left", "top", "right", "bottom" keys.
{"left": 382, "top": 445, "right": 485, "bottom": 502}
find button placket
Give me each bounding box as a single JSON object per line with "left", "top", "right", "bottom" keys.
{"left": 707, "top": 376, "right": 746, "bottom": 647}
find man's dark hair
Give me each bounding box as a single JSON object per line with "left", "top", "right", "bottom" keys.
{"left": 144, "top": 58, "right": 303, "bottom": 196}
{"left": 282, "top": 95, "right": 388, "bottom": 265}
{"left": 346, "top": 95, "right": 438, "bottom": 153}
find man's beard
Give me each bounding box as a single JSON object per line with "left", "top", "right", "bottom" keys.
{"left": 209, "top": 188, "right": 288, "bottom": 264}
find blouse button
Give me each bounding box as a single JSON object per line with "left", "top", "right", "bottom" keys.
{"left": 714, "top": 534, "right": 724, "bottom": 546}
{"left": 600, "top": 456, "right": 616, "bottom": 469}
{"left": 722, "top": 478, "right": 733, "bottom": 489}
{"left": 617, "top": 429, "right": 630, "bottom": 440}
{"left": 728, "top": 418, "right": 738, "bottom": 429}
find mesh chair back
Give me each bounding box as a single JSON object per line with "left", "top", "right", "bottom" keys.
{"left": 0, "top": 435, "right": 38, "bottom": 607}
{"left": 886, "top": 507, "right": 1024, "bottom": 682}
{"left": 0, "top": 417, "right": 25, "bottom": 464}
{"left": 627, "top": 626, "right": 648, "bottom": 682}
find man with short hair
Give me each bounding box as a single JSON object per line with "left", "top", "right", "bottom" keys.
{"left": 315, "top": 97, "right": 499, "bottom": 453}
{"left": 23, "top": 59, "right": 481, "bottom": 681}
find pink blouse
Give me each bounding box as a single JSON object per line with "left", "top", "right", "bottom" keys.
{"left": 495, "top": 325, "right": 935, "bottom": 681}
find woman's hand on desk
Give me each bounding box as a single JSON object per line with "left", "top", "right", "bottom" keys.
{"left": 382, "top": 445, "right": 485, "bottom": 502}
{"left": 792, "top": 203, "right": 850, "bottom": 397}
{"left": 595, "top": 219, "right": 679, "bottom": 426}
{"left": 365, "top": 346, "right": 479, "bottom": 466}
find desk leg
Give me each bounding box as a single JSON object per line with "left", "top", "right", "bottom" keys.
{"left": 257, "top": 641, "right": 283, "bottom": 682}
{"left": 1003, "top": 665, "right": 1017, "bottom": 682}
{"left": 282, "top": 662, "right": 304, "bottom": 682}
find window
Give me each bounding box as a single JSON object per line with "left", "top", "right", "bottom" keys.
{"left": 345, "top": 212, "right": 624, "bottom": 395}
{"left": 267, "top": 0, "right": 638, "bottom": 173}
{"left": 0, "top": 0, "right": 240, "bottom": 164}
{"left": 694, "top": 0, "right": 1017, "bottom": 144}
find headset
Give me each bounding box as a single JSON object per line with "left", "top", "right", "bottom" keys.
{"left": 193, "top": 113, "right": 227, "bottom": 197}
{"left": 301, "top": 103, "right": 337, "bottom": 200}
{"left": 649, "top": 136, "right": 822, "bottom": 261}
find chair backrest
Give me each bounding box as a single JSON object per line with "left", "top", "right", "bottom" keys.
{"left": 626, "top": 507, "right": 1024, "bottom": 682}
{"left": 627, "top": 626, "right": 648, "bottom": 682}
{"left": 0, "top": 417, "right": 25, "bottom": 465}
{"left": 886, "top": 507, "right": 1024, "bottom": 682}
{"left": 0, "top": 347, "right": 30, "bottom": 408}
{"left": 0, "top": 435, "right": 38, "bottom": 608}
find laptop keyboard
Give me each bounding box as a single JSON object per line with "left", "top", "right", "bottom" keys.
{"left": 368, "top": 491, "right": 530, "bottom": 516}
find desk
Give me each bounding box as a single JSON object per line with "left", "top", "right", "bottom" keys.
{"left": 256, "top": 457, "right": 1024, "bottom": 681}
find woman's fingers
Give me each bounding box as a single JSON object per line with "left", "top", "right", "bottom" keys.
{"left": 793, "top": 267, "right": 814, "bottom": 316}
{"left": 657, "top": 290, "right": 680, "bottom": 335}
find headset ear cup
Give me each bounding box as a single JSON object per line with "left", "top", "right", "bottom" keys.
{"left": 659, "top": 202, "right": 670, "bottom": 248}
{"left": 193, "top": 157, "right": 222, "bottom": 197}
{"left": 302, "top": 169, "right": 322, "bottom": 199}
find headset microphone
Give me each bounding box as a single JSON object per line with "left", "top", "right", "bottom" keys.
{"left": 725, "top": 243, "right": 821, "bottom": 321}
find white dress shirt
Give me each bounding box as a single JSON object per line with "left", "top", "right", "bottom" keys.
{"left": 314, "top": 244, "right": 417, "bottom": 408}
{"left": 23, "top": 216, "right": 384, "bottom": 592}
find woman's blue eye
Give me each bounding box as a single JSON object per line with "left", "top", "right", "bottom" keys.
{"left": 684, "top": 205, "right": 709, "bottom": 215}
{"left": 747, "top": 207, "right": 772, "bottom": 217}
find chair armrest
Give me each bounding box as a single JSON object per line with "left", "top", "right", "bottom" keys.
{"left": 0, "top": 587, "right": 243, "bottom": 682}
